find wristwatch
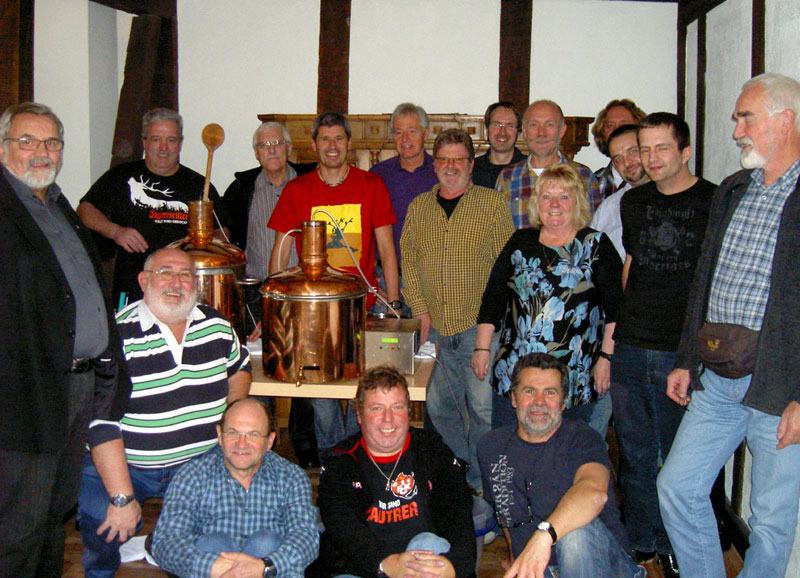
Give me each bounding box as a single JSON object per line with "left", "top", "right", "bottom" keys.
{"left": 109, "top": 493, "right": 136, "bottom": 508}
{"left": 389, "top": 300, "right": 403, "bottom": 311}
{"left": 262, "top": 556, "right": 277, "bottom": 578}
{"left": 598, "top": 351, "right": 614, "bottom": 362}
{"left": 536, "top": 520, "right": 558, "bottom": 545}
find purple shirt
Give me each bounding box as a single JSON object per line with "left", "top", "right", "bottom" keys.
{"left": 370, "top": 153, "right": 438, "bottom": 267}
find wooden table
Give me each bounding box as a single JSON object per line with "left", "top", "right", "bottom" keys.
{"left": 249, "top": 356, "right": 433, "bottom": 400}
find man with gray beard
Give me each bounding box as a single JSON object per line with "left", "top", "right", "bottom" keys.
{"left": 0, "top": 103, "right": 131, "bottom": 577}
{"left": 77, "top": 248, "right": 251, "bottom": 577}
{"left": 478, "top": 353, "right": 642, "bottom": 578}
{"left": 659, "top": 72, "right": 800, "bottom": 578}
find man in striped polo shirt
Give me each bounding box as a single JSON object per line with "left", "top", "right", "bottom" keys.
{"left": 78, "top": 248, "right": 252, "bottom": 577}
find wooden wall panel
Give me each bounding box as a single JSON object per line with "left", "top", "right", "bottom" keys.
{"left": 0, "top": 0, "right": 33, "bottom": 112}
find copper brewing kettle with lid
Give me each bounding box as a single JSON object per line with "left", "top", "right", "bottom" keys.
{"left": 260, "top": 220, "right": 366, "bottom": 384}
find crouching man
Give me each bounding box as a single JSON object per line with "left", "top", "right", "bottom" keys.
{"left": 152, "top": 398, "right": 319, "bottom": 577}
{"left": 478, "top": 353, "right": 643, "bottom": 578}
{"left": 316, "top": 366, "right": 476, "bottom": 578}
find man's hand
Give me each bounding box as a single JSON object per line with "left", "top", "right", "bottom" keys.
{"left": 403, "top": 552, "right": 456, "bottom": 578}
{"left": 97, "top": 500, "right": 141, "bottom": 543}
{"left": 666, "top": 368, "right": 692, "bottom": 406}
{"left": 248, "top": 321, "right": 262, "bottom": 342}
{"left": 112, "top": 226, "right": 148, "bottom": 253}
{"left": 777, "top": 401, "right": 800, "bottom": 449}
{"left": 415, "top": 313, "right": 432, "bottom": 345}
{"left": 592, "top": 357, "right": 611, "bottom": 394}
{"left": 214, "top": 551, "right": 265, "bottom": 578}
{"left": 471, "top": 349, "right": 492, "bottom": 380}
{"left": 503, "top": 530, "right": 552, "bottom": 578}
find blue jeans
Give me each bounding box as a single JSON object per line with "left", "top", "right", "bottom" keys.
{"left": 334, "top": 532, "right": 451, "bottom": 578}
{"left": 426, "top": 325, "right": 496, "bottom": 492}
{"left": 79, "top": 454, "right": 181, "bottom": 577}
{"left": 658, "top": 369, "right": 800, "bottom": 578}
{"left": 369, "top": 264, "right": 412, "bottom": 317}
{"left": 312, "top": 398, "right": 360, "bottom": 451}
{"left": 545, "top": 518, "right": 645, "bottom": 578}
{"left": 196, "top": 529, "right": 283, "bottom": 558}
{"left": 611, "top": 344, "right": 683, "bottom": 554}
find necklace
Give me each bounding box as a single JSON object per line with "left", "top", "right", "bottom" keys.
{"left": 541, "top": 244, "right": 561, "bottom": 271}
{"left": 317, "top": 165, "right": 349, "bottom": 187}
{"left": 366, "top": 448, "right": 402, "bottom": 492}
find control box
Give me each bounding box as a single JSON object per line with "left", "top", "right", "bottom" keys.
{"left": 364, "top": 317, "right": 421, "bottom": 375}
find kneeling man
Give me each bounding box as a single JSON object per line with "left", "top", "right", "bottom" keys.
{"left": 478, "top": 353, "right": 643, "bottom": 578}
{"left": 152, "top": 398, "right": 319, "bottom": 577}
{"left": 317, "top": 366, "right": 476, "bottom": 578}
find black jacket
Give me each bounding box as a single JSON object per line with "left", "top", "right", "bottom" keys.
{"left": 675, "top": 168, "right": 800, "bottom": 416}
{"left": 315, "top": 428, "right": 477, "bottom": 578}
{"left": 220, "top": 162, "right": 315, "bottom": 251}
{"left": 0, "top": 172, "right": 131, "bottom": 453}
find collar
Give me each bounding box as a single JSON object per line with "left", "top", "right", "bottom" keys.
{"left": 527, "top": 150, "right": 567, "bottom": 173}
{"left": 136, "top": 299, "right": 204, "bottom": 333}
{"left": 393, "top": 152, "right": 434, "bottom": 174}
{"left": 749, "top": 157, "right": 800, "bottom": 190}
{"left": 2, "top": 164, "right": 62, "bottom": 204}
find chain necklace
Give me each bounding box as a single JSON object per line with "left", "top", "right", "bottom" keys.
{"left": 365, "top": 448, "right": 402, "bottom": 492}
{"left": 317, "top": 165, "right": 349, "bottom": 187}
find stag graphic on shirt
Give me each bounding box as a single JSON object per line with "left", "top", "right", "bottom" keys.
{"left": 127, "top": 177, "right": 189, "bottom": 213}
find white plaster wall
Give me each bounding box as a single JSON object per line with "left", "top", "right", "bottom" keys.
{"left": 531, "top": 0, "right": 677, "bottom": 172}
{"left": 177, "top": 0, "right": 320, "bottom": 198}
{"left": 704, "top": 0, "right": 751, "bottom": 185}
{"left": 33, "top": 0, "right": 91, "bottom": 206}
{"left": 685, "top": 21, "right": 698, "bottom": 174}
{"left": 349, "top": 0, "right": 499, "bottom": 115}
{"left": 88, "top": 3, "right": 119, "bottom": 184}
{"left": 766, "top": 0, "right": 800, "bottom": 82}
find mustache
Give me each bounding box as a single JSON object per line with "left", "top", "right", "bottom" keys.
{"left": 28, "top": 157, "right": 55, "bottom": 169}
{"left": 736, "top": 137, "right": 754, "bottom": 149}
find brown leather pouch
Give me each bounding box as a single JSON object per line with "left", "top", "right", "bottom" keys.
{"left": 697, "top": 322, "right": 758, "bottom": 379}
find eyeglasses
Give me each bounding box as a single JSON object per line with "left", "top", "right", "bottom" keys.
{"left": 611, "top": 147, "right": 640, "bottom": 165}
{"left": 255, "top": 140, "right": 289, "bottom": 149}
{"left": 4, "top": 136, "right": 64, "bottom": 151}
{"left": 144, "top": 268, "right": 194, "bottom": 283}
{"left": 221, "top": 429, "right": 269, "bottom": 441}
{"left": 488, "top": 122, "right": 518, "bottom": 131}
{"left": 434, "top": 156, "right": 470, "bottom": 166}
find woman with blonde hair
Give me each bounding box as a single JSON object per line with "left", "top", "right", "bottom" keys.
{"left": 472, "top": 164, "right": 623, "bottom": 432}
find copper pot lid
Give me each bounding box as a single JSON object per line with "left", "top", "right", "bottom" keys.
{"left": 260, "top": 265, "right": 367, "bottom": 301}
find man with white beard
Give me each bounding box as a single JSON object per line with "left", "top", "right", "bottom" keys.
{"left": 659, "top": 72, "right": 800, "bottom": 578}
{"left": 77, "top": 248, "right": 251, "bottom": 577}
{"left": 0, "top": 103, "right": 130, "bottom": 577}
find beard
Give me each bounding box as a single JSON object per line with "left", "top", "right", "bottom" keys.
{"left": 518, "top": 405, "right": 561, "bottom": 438}
{"left": 15, "top": 157, "right": 60, "bottom": 190}
{"left": 145, "top": 284, "right": 197, "bottom": 326}
{"left": 737, "top": 137, "right": 767, "bottom": 169}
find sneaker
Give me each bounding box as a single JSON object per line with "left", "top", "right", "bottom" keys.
{"left": 143, "top": 533, "right": 160, "bottom": 567}
{"left": 119, "top": 535, "right": 147, "bottom": 563}
{"left": 482, "top": 530, "right": 497, "bottom": 546}
{"left": 658, "top": 553, "right": 679, "bottom": 578}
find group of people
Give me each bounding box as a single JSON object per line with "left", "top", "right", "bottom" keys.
{"left": 1, "top": 70, "right": 800, "bottom": 578}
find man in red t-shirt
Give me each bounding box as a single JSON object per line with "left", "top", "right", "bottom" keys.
{"left": 267, "top": 112, "right": 400, "bottom": 451}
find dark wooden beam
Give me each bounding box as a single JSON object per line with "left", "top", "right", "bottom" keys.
{"left": 499, "top": 0, "right": 532, "bottom": 113}
{"left": 677, "top": 20, "right": 686, "bottom": 120}
{"left": 317, "top": 0, "right": 351, "bottom": 114}
{"left": 110, "top": 14, "right": 178, "bottom": 167}
{"left": 0, "top": 0, "right": 33, "bottom": 111}
{"left": 678, "top": 0, "right": 727, "bottom": 27}
{"left": 694, "top": 13, "right": 706, "bottom": 176}
{"left": 90, "top": 0, "right": 175, "bottom": 19}
{"left": 751, "top": 0, "right": 765, "bottom": 76}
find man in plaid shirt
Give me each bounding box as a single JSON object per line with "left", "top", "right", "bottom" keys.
{"left": 152, "top": 398, "right": 318, "bottom": 578}
{"left": 401, "top": 128, "right": 514, "bottom": 493}
{"left": 496, "top": 100, "right": 601, "bottom": 229}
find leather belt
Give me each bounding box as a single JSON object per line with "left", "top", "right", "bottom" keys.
{"left": 68, "top": 358, "right": 96, "bottom": 374}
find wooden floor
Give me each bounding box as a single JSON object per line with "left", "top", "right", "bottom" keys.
{"left": 62, "top": 429, "right": 744, "bottom": 577}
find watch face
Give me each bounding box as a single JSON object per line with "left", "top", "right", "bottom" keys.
{"left": 110, "top": 494, "right": 131, "bottom": 507}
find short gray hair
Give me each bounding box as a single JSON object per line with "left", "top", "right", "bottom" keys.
{"left": 743, "top": 72, "right": 800, "bottom": 134}
{"left": 252, "top": 121, "right": 291, "bottom": 148}
{"left": 390, "top": 103, "right": 429, "bottom": 130}
{"left": 0, "top": 102, "right": 64, "bottom": 142}
{"left": 142, "top": 108, "right": 183, "bottom": 140}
